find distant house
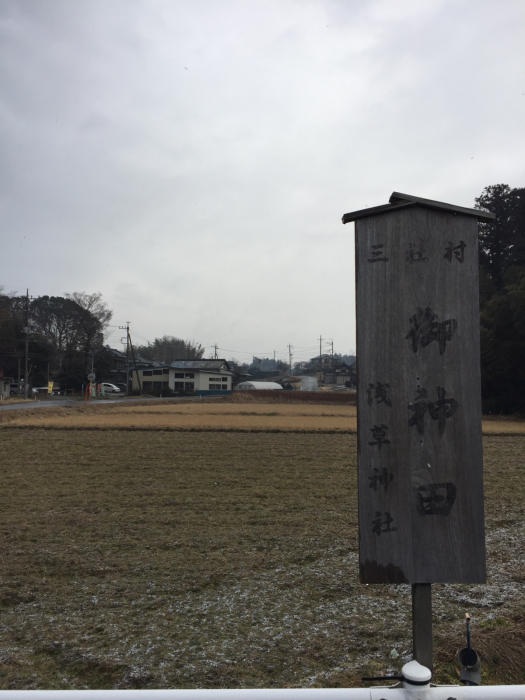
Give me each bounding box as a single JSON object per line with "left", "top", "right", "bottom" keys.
{"left": 131, "top": 359, "right": 234, "bottom": 394}
{"left": 94, "top": 345, "right": 150, "bottom": 388}
{"left": 323, "top": 362, "right": 356, "bottom": 387}
{"left": 310, "top": 353, "right": 334, "bottom": 369}
{"left": 334, "top": 362, "right": 356, "bottom": 386}
{"left": 94, "top": 346, "right": 128, "bottom": 382}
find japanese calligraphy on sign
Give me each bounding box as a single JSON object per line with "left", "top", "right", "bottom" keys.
{"left": 372, "top": 511, "right": 398, "bottom": 536}
{"left": 406, "top": 307, "right": 457, "bottom": 356}
{"left": 367, "top": 382, "right": 392, "bottom": 407}
{"left": 367, "top": 243, "right": 389, "bottom": 263}
{"left": 369, "top": 467, "right": 394, "bottom": 493}
{"left": 444, "top": 240, "right": 466, "bottom": 263}
{"left": 348, "top": 193, "right": 487, "bottom": 585}
{"left": 405, "top": 242, "right": 429, "bottom": 264}
{"left": 415, "top": 482, "right": 457, "bottom": 517}
{"left": 368, "top": 423, "right": 390, "bottom": 450}
{"left": 408, "top": 386, "right": 459, "bottom": 436}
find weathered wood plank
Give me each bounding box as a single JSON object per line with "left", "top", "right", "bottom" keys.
{"left": 356, "top": 206, "right": 486, "bottom": 584}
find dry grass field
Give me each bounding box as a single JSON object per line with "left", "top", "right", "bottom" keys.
{"left": 2, "top": 401, "right": 357, "bottom": 432}
{"left": 2, "top": 396, "right": 524, "bottom": 434}
{"left": 0, "top": 397, "right": 524, "bottom": 690}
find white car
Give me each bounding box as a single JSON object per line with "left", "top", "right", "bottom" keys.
{"left": 101, "top": 383, "right": 121, "bottom": 394}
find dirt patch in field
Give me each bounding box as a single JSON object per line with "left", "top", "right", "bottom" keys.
{"left": 0, "top": 430, "right": 523, "bottom": 689}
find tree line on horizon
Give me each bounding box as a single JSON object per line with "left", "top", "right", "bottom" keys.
{"left": 0, "top": 292, "right": 113, "bottom": 389}
{"left": 0, "top": 293, "right": 204, "bottom": 390}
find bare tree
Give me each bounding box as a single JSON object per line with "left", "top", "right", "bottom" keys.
{"left": 65, "top": 292, "right": 113, "bottom": 337}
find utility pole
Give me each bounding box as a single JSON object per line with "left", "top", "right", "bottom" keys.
{"left": 119, "top": 322, "right": 131, "bottom": 394}
{"left": 17, "top": 357, "right": 21, "bottom": 395}
{"left": 273, "top": 350, "right": 276, "bottom": 368}
{"left": 288, "top": 344, "right": 293, "bottom": 375}
{"left": 126, "top": 322, "right": 130, "bottom": 393}
{"left": 318, "top": 335, "right": 323, "bottom": 372}
{"left": 213, "top": 344, "right": 218, "bottom": 359}
{"left": 24, "top": 290, "right": 29, "bottom": 399}
{"left": 128, "top": 329, "right": 142, "bottom": 394}
{"left": 329, "top": 339, "right": 334, "bottom": 368}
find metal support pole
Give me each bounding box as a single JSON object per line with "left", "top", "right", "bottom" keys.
{"left": 24, "top": 289, "right": 29, "bottom": 399}
{"left": 412, "top": 583, "right": 433, "bottom": 671}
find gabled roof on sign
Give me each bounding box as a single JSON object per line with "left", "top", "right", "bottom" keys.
{"left": 342, "top": 191, "right": 495, "bottom": 224}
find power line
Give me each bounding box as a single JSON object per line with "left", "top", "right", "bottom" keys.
{"left": 129, "top": 329, "right": 152, "bottom": 343}
{"left": 214, "top": 347, "right": 289, "bottom": 357}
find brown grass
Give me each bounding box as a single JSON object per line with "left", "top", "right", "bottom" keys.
{"left": 0, "top": 428, "right": 524, "bottom": 689}
{"left": 480, "top": 417, "right": 525, "bottom": 434}
{"left": 3, "top": 402, "right": 358, "bottom": 432}
{"left": 436, "top": 619, "right": 525, "bottom": 686}
{"left": 2, "top": 397, "right": 524, "bottom": 435}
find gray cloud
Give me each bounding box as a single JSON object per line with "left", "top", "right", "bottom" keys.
{"left": 1, "top": 0, "right": 524, "bottom": 360}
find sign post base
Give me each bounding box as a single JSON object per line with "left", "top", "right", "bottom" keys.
{"left": 412, "top": 583, "right": 433, "bottom": 672}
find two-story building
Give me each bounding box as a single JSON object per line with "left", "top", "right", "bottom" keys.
{"left": 131, "top": 359, "right": 234, "bottom": 395}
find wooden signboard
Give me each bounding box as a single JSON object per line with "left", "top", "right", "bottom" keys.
{"left": 343, "top": 192, "right": 495, "bottom": 585}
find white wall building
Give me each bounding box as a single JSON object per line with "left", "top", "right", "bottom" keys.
{"left": 131, "top": 359, "right": 233, "bottom": 394}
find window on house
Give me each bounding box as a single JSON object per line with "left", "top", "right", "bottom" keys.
{"left": 162, "top": 382, "right": 169, "bottom": 388}
{"left": 143, "top": 370, "right": 153, "bottom": 376}
{"left": 174, "top": 382, "right": 184, "bottom": 390}
{"left": 163, "top": 369, "right": 169, "bottom": 374}
{"left": 153, "top": 370, "right": 162, "bottom": 376}
{"left": 185, "top": 373, "right": 194, "bottom": 378}
{"left": 185, "top": 382, "right": 194, "bottom": 391}
{"left": 152, "top": 381, "right": 162, "bottom": 389}
{"left": 143, "top": 381, "right": 152, "bottom": 390}
{"left": 175, "top": 373, "right": 184, "bottom": 378}
{"left": 222, "top": 377, "right": 228, "bottom": 382}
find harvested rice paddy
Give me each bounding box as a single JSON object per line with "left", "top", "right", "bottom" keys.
{"left": 2, "top": 398, "right": 523, "bottom": 434}
{"left": 0, "top": 397, "right": 524, "bottom": 690}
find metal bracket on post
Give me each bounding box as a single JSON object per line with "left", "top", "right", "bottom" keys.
{"left": 412, "top": 583, "right": 433, "bottom": 672}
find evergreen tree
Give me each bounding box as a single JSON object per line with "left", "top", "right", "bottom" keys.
{"left": 475, "top": 185, "right": 525, "bottom": 413}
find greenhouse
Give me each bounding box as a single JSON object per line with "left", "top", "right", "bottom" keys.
{"left": 234, "top": 381, "right": 283, "bottom": 391}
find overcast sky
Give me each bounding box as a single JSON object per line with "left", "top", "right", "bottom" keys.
{"left": 1, "top": 0, "right": 524, "bottom": 364}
